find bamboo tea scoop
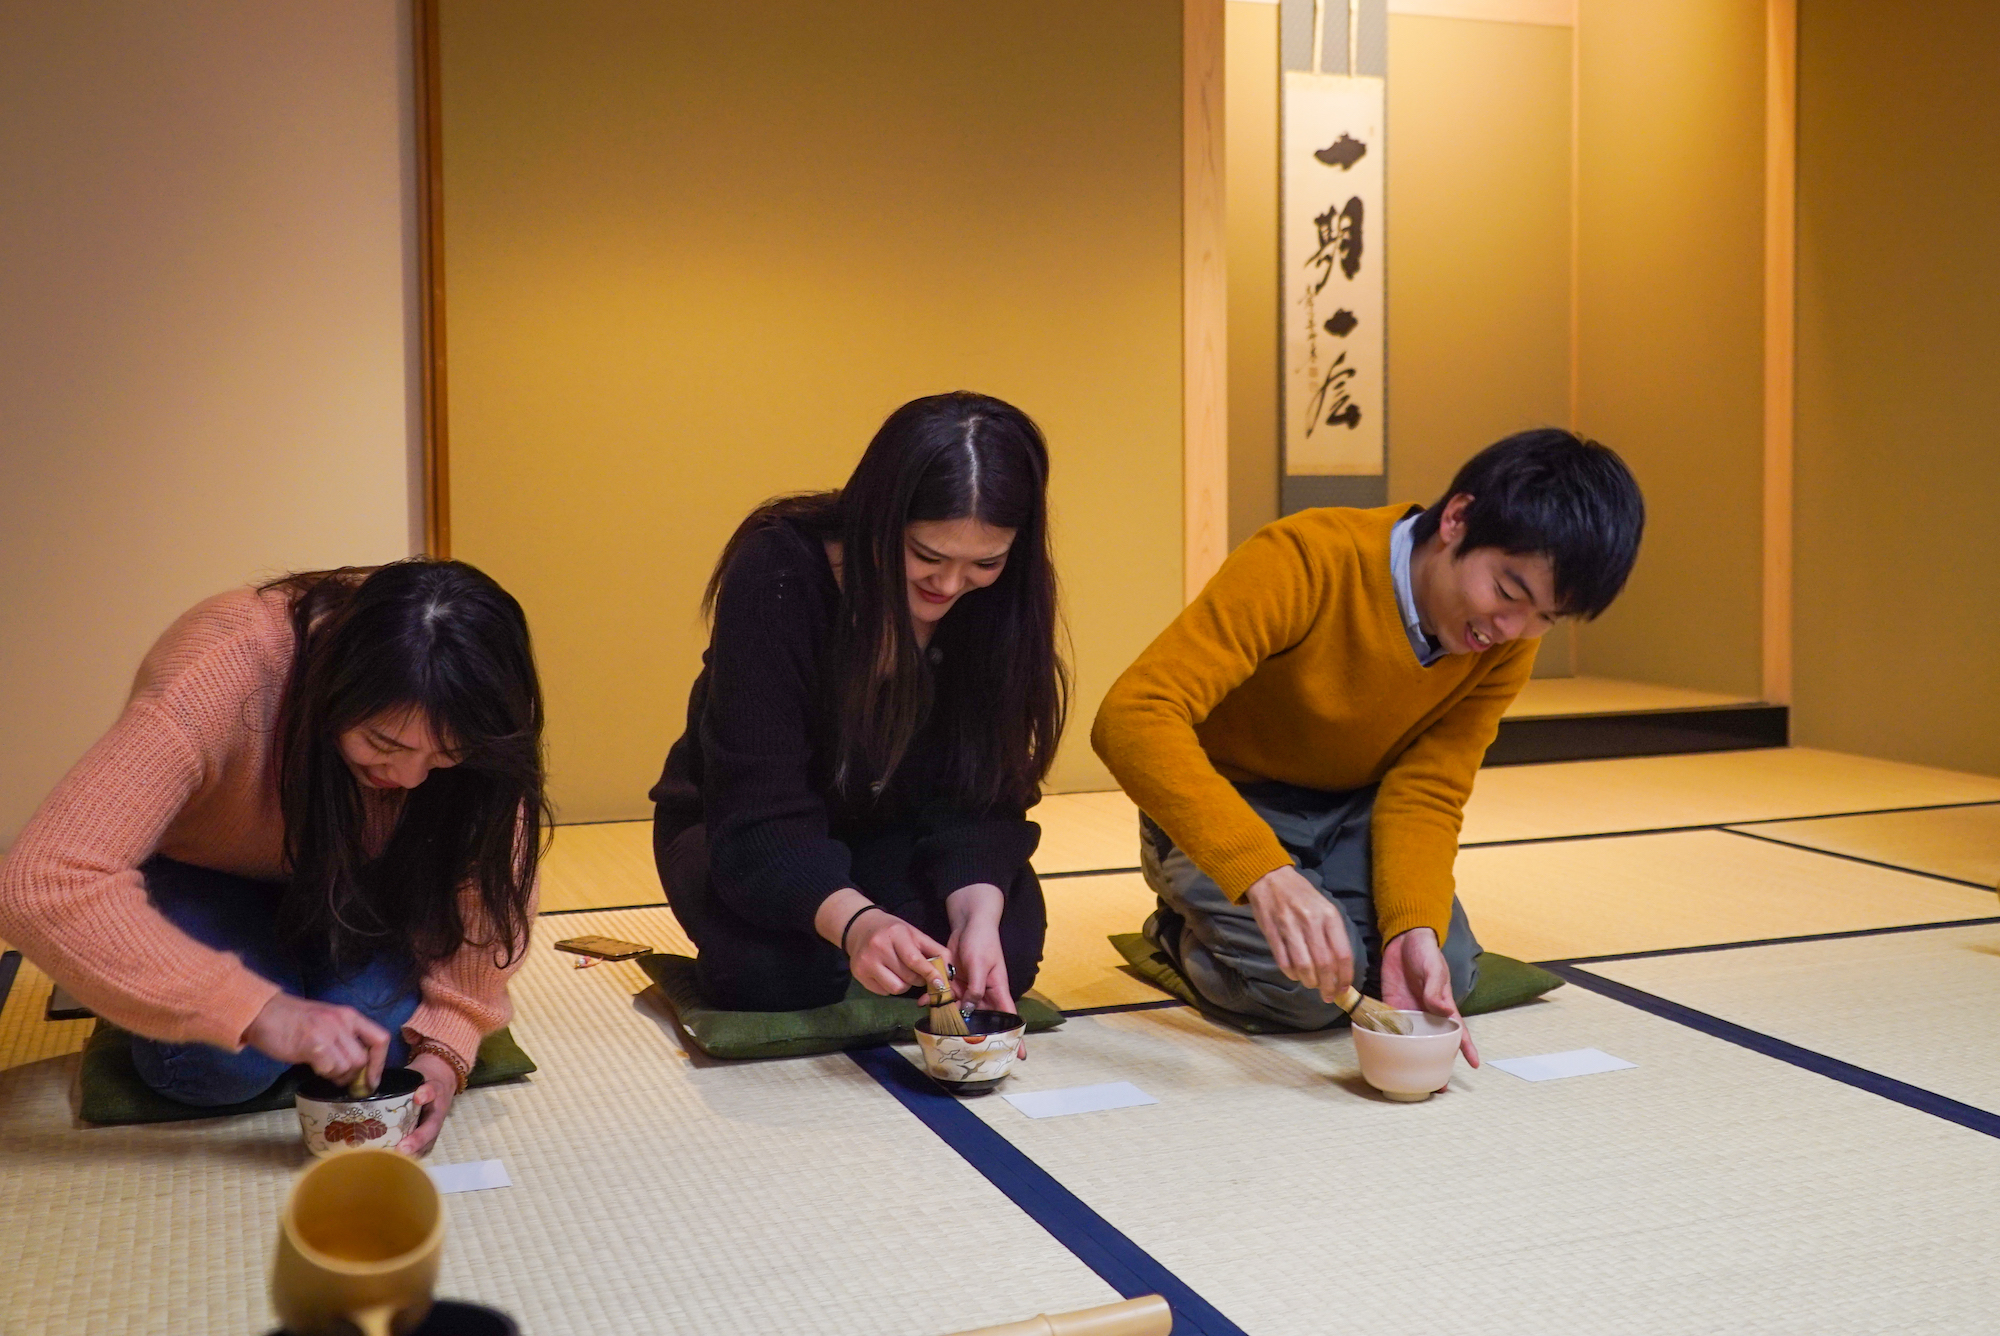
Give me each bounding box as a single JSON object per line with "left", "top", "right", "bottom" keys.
{"left": 1333, "top": 985, "right": 1412, "bottom": 1035}
{"left": 921, "top": 956, "right": 971, "bottom": 1036}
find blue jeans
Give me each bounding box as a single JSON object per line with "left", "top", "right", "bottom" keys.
{"left": 129, "top": 857, "right": 419, "bottom": 1106}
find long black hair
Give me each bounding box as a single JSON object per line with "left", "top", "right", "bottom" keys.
{"left": 263, "top": 559, "right": 548, "bottom": 980}
{"left": 705, "top": 391, "right": 1069, "bottom": 811}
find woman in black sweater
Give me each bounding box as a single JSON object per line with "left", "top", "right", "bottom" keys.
{"left": 652, "top": 392, "right": 1068, "bottom": 1013}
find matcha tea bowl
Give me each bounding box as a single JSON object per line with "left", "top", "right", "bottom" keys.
{"left": 913, "top": 1009, "right": 1026, "bottom": 1095}
{"left": 1350, "top": 1010, "right": 1464, "bottom": 1102}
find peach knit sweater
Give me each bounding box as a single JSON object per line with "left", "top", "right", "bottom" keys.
{"left": 0, "top": 588, "right": 531, "bottom": 1067}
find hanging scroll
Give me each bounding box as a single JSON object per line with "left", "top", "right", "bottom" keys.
{"left": 1281, "top": 71, "right": 1384, "bottom": 476}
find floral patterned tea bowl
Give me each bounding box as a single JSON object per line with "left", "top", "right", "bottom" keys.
{"left": 913, "top": 1010, "right": 1026, "bottom": 1095}
{"left": 295, "top": 1067, "right": 424, "bottom": 1157}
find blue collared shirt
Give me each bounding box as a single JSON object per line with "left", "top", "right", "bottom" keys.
{"left": 1390, "top": 510, "right": 1445, "bottom": 667}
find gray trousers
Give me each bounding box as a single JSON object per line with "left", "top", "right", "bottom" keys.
{"left": 1140, "top": 780, "right": 1481, "bottom": 1030}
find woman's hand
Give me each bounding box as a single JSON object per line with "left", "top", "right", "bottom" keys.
{"left": 945, "top": 882, "right": 1014, "bottom": 1015}
{"left": 815, "top": 887, "right": 949, "bottom": 996}
{"left": 243, "top": 992, "right": 391, "bottom": 1091}
{"left": 398, "top": 1052, "right": 459, "bottom": 1156}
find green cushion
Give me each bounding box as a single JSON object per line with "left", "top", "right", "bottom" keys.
{"left": 77, "top": 1022, "right": 536, "bottom": 1126}
{"left": 1109, "top": 932, "right": 1563, "bottom": 1034}
{"left": 637, "top": 952, "right": 1063, "bottom": 1060}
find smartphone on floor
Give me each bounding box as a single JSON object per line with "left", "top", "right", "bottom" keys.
{"left": 553, "top": 935, "right": 652, "bottom": 962}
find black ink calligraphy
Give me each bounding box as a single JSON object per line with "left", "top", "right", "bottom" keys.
{"left": 1313, "top": 134, "right": 1367, "bottom": 170}
{"left": 1305, "top": 197, "right": 1365, "bottom": 293}
{"left": 1305, "top": 352, "right": 1361, "bottom": 435}
{"left": 1323, "top": 309, "right": 1357, "bottom": 337}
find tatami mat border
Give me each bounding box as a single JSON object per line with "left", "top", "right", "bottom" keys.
{"left": 0, "top": 952, "right": 18, "bottom": 1018}
{"left": 848, "top": 1044, "right": 1249, "bottom": 1336}
{"left": 1547, "top": 963, "right": 2000, "bottom": 1142}
{"left": 1061, "top": 999, "right": 1186, "bottom": 1019}
{"left": 1539, "top": 914, "right": 2000, "bottom": 969}
{"left": 1041, "top": 867, "right": 1142, "bottom": 880}
{"left": 1721, "top": 826, "right": 1999, "bottom": 890}
{"left": 1461, "top": 796, "right": 2000, "bottom": 850}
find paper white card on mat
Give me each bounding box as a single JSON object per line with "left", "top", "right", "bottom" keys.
{"left": 428, "top": 1160, "right": 511, "bottom": 1194}
{"left": 1003, "top": 1082, "right": 1159, "bottom": 1119}
{"left": 1490, "top": 1048, "right": 1637, "bottom": 1082}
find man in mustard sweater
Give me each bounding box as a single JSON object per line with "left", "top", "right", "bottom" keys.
{"left": 1092, "top": 429, "right": 1643, "bottom": 1061}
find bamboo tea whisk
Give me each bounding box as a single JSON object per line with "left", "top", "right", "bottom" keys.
{"left": 1334, "top": 985, "right": 1411, "bottom": 1036}
{"left": 922, "top": 957, "right": 971, "bottom": 1036}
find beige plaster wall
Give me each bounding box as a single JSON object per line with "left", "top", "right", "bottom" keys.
{"left": 0, "top": 1, "right": 418, "bottom": 847}
{"left": 1790, "top": 0, "right": 2000, "bottom": 775}
{"left": 1569, "top": 0, "right": 1767, "bottom": 695}
{"left": 438, "top": 1, "right": 1185, "bottom": 820}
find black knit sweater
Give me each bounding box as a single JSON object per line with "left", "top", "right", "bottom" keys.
{"left": 651, "top": 519, "right": 1041, "bottom": 935}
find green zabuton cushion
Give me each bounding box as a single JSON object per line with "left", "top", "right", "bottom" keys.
{"left": 638, "top": 952, "right": 1063, "bottom": 1060}
{"left": 1109, "top": 932, "right": 1563, "bottom": 1035}
{"left": 77, "top": 1022, "right": 536, "bottom": 1126}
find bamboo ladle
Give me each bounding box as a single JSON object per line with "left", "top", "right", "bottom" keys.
{"left": 945, "top": 1294, "right": 1172, "bottom": 1336}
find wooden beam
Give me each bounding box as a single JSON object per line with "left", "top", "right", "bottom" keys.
{"left": 1184, "top": 0, "right": 1229, "bottom": 601}
{"left": 1762, "top": 0, "right": 1796, "bottom": 704}
{"left": 415, "top": 0, "right": 451, "bottom": 558}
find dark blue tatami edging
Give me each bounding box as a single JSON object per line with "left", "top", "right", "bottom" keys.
{"left": 1062, "top": 999, "right": 1187, "bottom": 1019}
{"left": 0, "top": 951, "right": 19, "bottom": 1016}
{"left": 1720, "top": 825, "right": 2000, "bottom": 890}
{"left": 1538, "top": 914, "right": 2000, "bottom": 969}
{"left": 1547, "top": 963, "right": 2000, "bottom": 1142}
{"left": 848, "top": 1044, "right": 1247, "bottom": 1336}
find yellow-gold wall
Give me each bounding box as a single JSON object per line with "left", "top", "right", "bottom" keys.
{"left": 1791, "top": 0, "right": 2000, "bottom": 774}
{"left": 438, "top": 1, "right": 1186, "bottom": 820}
{"left": 1569, "top": 0, "right": 1768, "bottom": 696}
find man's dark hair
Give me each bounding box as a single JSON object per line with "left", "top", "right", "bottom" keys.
{"left": 1409, "top": 427, "right": 1644, "bottom": 620}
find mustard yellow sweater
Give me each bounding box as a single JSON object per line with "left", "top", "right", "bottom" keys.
{"left": 1091, "top": 505, "right": 1536, "bottom": 945}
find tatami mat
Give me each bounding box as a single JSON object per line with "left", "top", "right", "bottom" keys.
{"left": 539, "top": 834, "right": 1155, "bottom": 1010}
{"left": 1031, "top": 790, "right": 1141, "bottom": 875}
{"left": 0, "top": 955, "right": 92, "bottom": 1073}
{"left": 1038, "top": 872, "right": 1161, "bottom": 1010}
{"left": 943, "top": 992, "right": 2000, "bottom": 1334}
{"left": 0, "top": 906, "right": 1119, "bottom": 1336}
{"left": 1460, "top": 746, "right": 2000, "bottom": 845}
{"left": 1454, "top": 828, "right": 1998, "bottom": 964}
{"left": 538, "top": 789, "right": 1143, "bottom": 917}
{"left": 1503, "top": 675, "right": 1757, "bottom": 718}
{"left": 1586, "top": 921, "right": 2000, "bottom": 1117}
{"left": 537, "top": 820, "right": 668, "bottom": 914}
{"left": 1732, "top": 803, "right": 2000, "bottom": 890}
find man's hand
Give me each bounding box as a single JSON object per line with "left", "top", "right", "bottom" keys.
{"left": 945, "top": 883, "right": 1015, "bottom": 1015}
{"left": 243, "top": 992, "right": 391, "bottom": 1091}
{"left": 398, "top": 1051, "right": 459, "bottom": 1156}
{"left": 1244, "top": 865, "right": 1353, "bottom": 1003}
{"left": 1381, "top": 927, "right": 1479, "bottom": 1066}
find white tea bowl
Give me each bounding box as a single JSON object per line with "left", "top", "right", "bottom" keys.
{"left": 1350, "top": 1010, "right": 1464, "bottom": 1102}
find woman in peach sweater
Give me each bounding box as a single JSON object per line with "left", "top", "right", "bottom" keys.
{"left": 0, "top": 560, "right": 546, "bottom": 1154}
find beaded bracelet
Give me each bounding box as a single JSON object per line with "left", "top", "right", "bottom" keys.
{"left": 410, "top": 1037, "right": 471, "bottom": 1094}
